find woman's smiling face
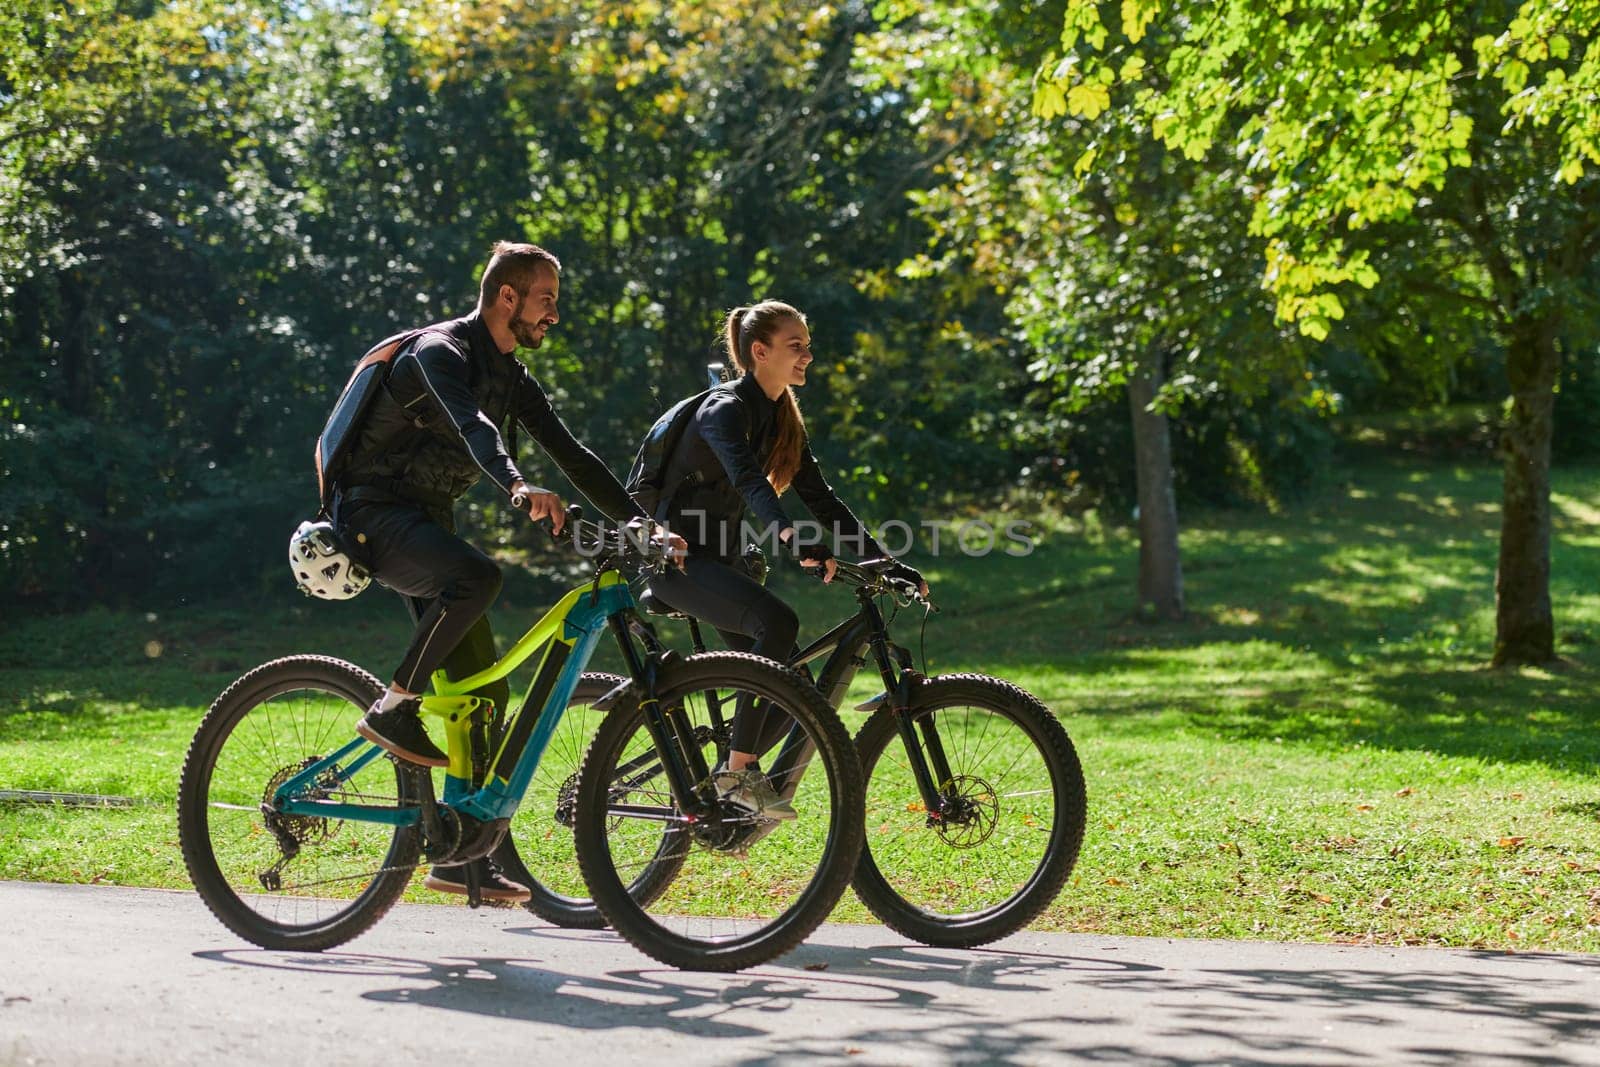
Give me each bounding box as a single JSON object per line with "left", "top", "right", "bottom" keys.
{"left": 756, "top": 316, "right": 814, "bottom": 387}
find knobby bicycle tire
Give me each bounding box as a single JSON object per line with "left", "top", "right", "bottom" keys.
{"left": 177, "top": 655, "right": 422, "bottom": 951}
{"left": 572, "top": 651, "right": 865, "bottom": 972}
{"left": 852, "top": 673, "right": 1086, "bottom": 948}
{"left": 495, "top": 672, "right": 688, "bottom": 928}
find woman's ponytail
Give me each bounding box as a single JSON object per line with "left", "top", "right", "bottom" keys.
{"left": 769, "top": 388, "right": 804, "bottom": 496}
{"left": 724, "top": 306, "right": 750, "bottom": 373}
{"left": 723, "top": 300, "right": 807, "bottom": 495}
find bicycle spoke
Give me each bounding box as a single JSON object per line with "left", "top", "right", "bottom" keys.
{"left": 575, "top": 653, "right": 863, "bottom": 969}
{"left": 864, "top": 698, "right": 1055, "bottom": 918}
{"left": 181, "top": 660, "right": 421, "bottom": 948}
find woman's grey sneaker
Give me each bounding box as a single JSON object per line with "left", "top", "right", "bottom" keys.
{"left": 713, "top": 765, "right": 797, "bottom": 821}
{"left": 357, "top": 697, "right": 448, "bottom": 767}
{"left": 424, "top": 857, "right": 531, "bottom": 903}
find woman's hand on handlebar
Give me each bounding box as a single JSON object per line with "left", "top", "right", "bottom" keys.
{"left": 623, "top": 517, "right": 688, "bottom": 570}
{"left": 781, "top": 528, "right": 837, "bottom": 583}
{"left": 884, "top": 559, "right": 929, "bottom": 598}
{"left": 659, "top": 529, "right": 688, "bottom": 569}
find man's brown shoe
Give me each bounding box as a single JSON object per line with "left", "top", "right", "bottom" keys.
{"left": 424, "top": 858, "right": 531, "bottom": 903}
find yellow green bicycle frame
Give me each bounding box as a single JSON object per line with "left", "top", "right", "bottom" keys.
{"left": 273, "top": 570, "right": 634, "bottom": 827}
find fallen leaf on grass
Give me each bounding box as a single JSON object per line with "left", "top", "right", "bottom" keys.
{"left": 1497, "top": 837, "right": 1528, "bottom": 850}
{"left": 1394, "top": 787, "right": 1415, "bottom": 797}
{"left": 1355, "top": 804, "right": 1374, "bottom": 812}
{"left": 1105, "top": 877, "right": 1125, "bottom": 886}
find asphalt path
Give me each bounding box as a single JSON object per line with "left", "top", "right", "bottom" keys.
{"left": 2, "top": 881, "right": 1598, "bottom": 1066}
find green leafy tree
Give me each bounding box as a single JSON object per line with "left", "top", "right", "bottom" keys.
{"left": 862, "top": 1, "right": 1336, "bottom": 620}
{"left": 1038, "top": 0, "right": 1600, "bottom": 664}
{"left": 2, "top": 0, "right": 1027, "bottom": 606}
{"left": 1, "top": 0, "right": 310, "bottom": 600}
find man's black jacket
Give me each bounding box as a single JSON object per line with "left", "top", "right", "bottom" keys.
{"left": 341, "top": 312, "right": 642, "bottom": 521}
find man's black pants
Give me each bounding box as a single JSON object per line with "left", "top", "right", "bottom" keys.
{"left": 341, "top": 498, "right": 510, "bottom": 714}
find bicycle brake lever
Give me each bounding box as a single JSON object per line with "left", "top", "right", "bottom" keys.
{"left": 891, "top": 580, "right": 938, "bottom": 613}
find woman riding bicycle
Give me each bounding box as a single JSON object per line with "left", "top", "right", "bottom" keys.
{"left": 643, "top": 299, "right": 926, "bottom": 817}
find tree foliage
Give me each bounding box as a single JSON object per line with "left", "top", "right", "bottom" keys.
{"left": 1034, "top": 0, "right": 1600, "bottom": 663}
{"left": 0, "top": 0, "right": 1026, "bottom": 606}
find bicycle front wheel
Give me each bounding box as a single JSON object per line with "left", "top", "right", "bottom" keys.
{"left": 572, "top": 651, "right": 864, "bottom": 972}
{"left": 177, "top": 655, "right": 422, "bottom": 951}
{"left": 496, "top": 672, "right": 688, "bottom": 928}
{"left": 852, "top": 674, "right": 1086, "bottom": 948}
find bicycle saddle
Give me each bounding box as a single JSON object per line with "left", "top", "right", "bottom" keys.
{"left": 637, "top": 588, "right": 688, "bottom": 619}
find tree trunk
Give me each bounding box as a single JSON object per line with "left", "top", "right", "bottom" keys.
{"left": 1129, "top": 361, "right": 1184, "bottom": 621}
{"left": 1492, "top": 315, "right": 1560, "bottom": 666}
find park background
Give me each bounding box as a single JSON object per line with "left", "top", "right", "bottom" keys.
{"left": 2, "top": 0, "right": 1598, "bottom": 949}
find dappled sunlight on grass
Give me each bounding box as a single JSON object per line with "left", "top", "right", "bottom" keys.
{"left": 1551, "top": 490, "right": 1600, "bottom": 529}
{"left": 4, "top": 456, "right": 1599, "bottom": 950}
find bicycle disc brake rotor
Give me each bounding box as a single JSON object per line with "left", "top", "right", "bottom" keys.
{"left": 931, "top": 774, "right": 999, "bottom": 848}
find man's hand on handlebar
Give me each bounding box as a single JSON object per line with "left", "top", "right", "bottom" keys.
{"left": 510, "top": 480, "right": 566, "bottom": 535}
{"left": 623, "top": 517, "right": 688, "bottom": 570}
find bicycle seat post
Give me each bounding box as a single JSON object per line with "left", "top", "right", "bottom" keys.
{"left": 686, "top": 616, "right": 708, "bottom": 655}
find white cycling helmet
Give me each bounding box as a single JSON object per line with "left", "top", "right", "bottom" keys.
{"left": 289, "top": 520, "right": 371, "bottom": 600}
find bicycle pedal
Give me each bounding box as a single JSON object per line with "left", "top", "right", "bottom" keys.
{"left": 474, "top": 897, "right": 517, "bottom": 911}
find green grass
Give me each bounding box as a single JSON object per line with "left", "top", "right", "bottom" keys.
{"left": 3, "top": 453, "right": 1599, "bottom": 949}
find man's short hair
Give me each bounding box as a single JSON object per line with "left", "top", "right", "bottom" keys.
{"left": 478, "top": 241, "right": 562, "bottom": 309}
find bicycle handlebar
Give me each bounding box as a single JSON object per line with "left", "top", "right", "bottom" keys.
{"left": 542, "top": 505, "right": 682, "bottom": 573}
{"left": 828, "top": 557, "right": 937, "bottom": 612}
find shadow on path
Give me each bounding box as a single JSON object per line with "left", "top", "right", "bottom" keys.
{"left": 197, "top": 931, "right": 1600, "bottom": 1066}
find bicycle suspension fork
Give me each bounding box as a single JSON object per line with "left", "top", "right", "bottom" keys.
{"left": 862, "top": 601, "right": 957, "bottom": 819}
{"left": 608, "top": 613, "right": 715, "bottom": 815}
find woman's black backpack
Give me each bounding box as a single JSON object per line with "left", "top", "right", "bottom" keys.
{"left": 625, "top": 365, "right": 744, "bottom": 519}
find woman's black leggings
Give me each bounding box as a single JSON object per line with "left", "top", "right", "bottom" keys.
{"left": 648, "top": 554, "right": 799, "bottom": 754}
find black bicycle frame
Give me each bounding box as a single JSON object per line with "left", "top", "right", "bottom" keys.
{"left": 635, "top": 583, "right": 959, "bottom": 816}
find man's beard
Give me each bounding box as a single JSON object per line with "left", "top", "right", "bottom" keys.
{"left": 510, "top": 320, "right": 544, "bottom": 348}
{"left": 509, "top": 296, "right": 545, "bottom": 348}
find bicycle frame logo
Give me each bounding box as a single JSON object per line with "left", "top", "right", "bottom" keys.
{"left": 271, "top": 571, "right": 636, "bottom": 827}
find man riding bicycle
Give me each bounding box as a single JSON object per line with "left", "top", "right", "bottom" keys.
{"left": 332, "top": 241, "right": 682, "bottom": 900}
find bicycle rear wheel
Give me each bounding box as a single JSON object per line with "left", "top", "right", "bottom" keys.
{"left": 852, "top": 674, "right": 1086, "bottom": 948}
{"left": 572, "top": 652, "right": 864, "bottom": 972}
{"left": 177, "top": 655, "right": 422, "bottom": 951}
{"left": 495, "top": 672, "right": 687, "bottom": 928}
